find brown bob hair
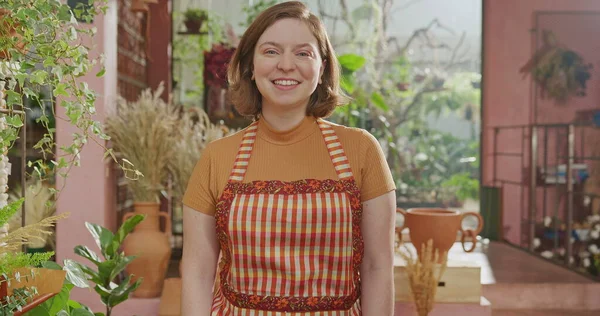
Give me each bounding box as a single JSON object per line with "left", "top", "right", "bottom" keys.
{"left": 227, "top": 1, "right": 349, "bottom": 120}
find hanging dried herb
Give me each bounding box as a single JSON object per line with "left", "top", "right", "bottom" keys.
{"left": 520, "top": 30, "right": 593, "bottom": 104}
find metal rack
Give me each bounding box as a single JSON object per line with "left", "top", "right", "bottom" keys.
{"left": 492, "top": 121, "right": 600, "bottom": 279}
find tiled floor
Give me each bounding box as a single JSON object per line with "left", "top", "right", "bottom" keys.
{"left": 481, "top": 241, "right": 594, "bottom": 284}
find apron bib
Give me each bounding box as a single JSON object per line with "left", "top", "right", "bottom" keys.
{"left": 211, "top": 119, "right": 364, "bottom": 315}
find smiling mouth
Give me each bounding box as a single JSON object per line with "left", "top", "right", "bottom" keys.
{"left": 272, "top": 79, "right": 300, "bottom": 86}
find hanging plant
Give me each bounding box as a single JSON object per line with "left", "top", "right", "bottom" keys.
{"left": 520, "top": 30, "right": 593, "bottom": 104}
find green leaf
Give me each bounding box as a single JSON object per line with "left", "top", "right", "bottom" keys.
{"left": 41, "top": 261, "right": 63, "bottom": 270}
{"left": 106, "top": 275, "right": 143, "bottom": 307}
{"left": 6, "top": 114, "right": 24, "bottom": 128}
{"left": 63, "top": 259, "right": 90, "bottom": 288}
{"left": 107, "top": 255, "right": 136, "bottom": 283}
{"left": 370, "top": 92, "right": 390, "bottom": 111}
{"left": 71, "top": 308, "right": 96, "bottom": 316}
{"left": 20, "top": 62, "right": 36, "bottom": 71}
{"left": 27, "top": 283, "right": 73, "bottom": 316}
{"left": 6, "top": 90, "right": 22, "bottom": 106}
{"left": 30, "top": 70, "right": 48, "bottom": 84}
{"left": 0, "top": 198, "right": 24, "bottom": 227}
{"left": 84, "top": 222, "right": 115, "bottom": 258}
{"left": 74, "top": 245, "right": 102, "bottom": 265}
{"left": 338, "top": 54, "right": 366, "bottom": 72}
{"left": 53, "top": 83, "right": 69, "bottom": 97}
{"left": 96, "top": 260, "right": 118, "bottom": 286}
{"left": 96, "top": 67, "right": 106, "bottom": 77}
{"left": 108, "top": 214, "right": 145, "bottom": 256}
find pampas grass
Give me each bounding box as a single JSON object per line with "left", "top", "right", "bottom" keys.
{"left": 398, "top": 239, "right": 448, "bottom": 316}
{"left": 169, "top": 107, "right": 236, "bottom": 198}
{"left": 7, "top": 180, "right": 56, "bottom": 249}
{"left": 105, "top": 83, "right": 179, "bottom": 203}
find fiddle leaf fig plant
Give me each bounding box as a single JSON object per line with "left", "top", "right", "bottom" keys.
{"left": 71, "top": 214, "right": 146, "bottom": 316}
{"left": 28, "top": 214, "right": 147, "bottom": 316}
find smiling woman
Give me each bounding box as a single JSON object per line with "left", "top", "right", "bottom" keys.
{"left": 180, "top": 2, "right": 397, "bottom": 316}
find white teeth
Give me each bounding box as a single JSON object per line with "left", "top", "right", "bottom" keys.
{"left": 273, "top": 80, "right": 299, "bottom": 86}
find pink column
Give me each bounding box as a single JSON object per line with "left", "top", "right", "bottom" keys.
{"left": 55, "top": 0, "right": 118, "bottom": 288}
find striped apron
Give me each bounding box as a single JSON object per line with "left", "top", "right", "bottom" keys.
{"left": 211, "top": 119, "right": 363, "bottom": 315}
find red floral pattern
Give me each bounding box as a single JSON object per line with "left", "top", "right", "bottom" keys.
{"left": 214, "top": 178, "right": 364, "bottom": 312}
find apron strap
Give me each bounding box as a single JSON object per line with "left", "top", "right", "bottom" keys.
{"left": 317, "top": 119, "right": 355, "bottom": 181}
{"left": 228, "top": 118, "right": 355, "bottom": 182}
{"left": 228, "top": 121, "right": 259, "bottom": 182}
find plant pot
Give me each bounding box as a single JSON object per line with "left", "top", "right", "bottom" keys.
{"left": 184, "top": 19, "right": 204, "bottom": 33}
{"left": 6, "top": 268, "right": 66, "bottom": 315}
{"left": 396, "top": 208, "right": 483, "bottom": 262}
{"left": 121, "top": 202, "right": 172, "bottom": 298}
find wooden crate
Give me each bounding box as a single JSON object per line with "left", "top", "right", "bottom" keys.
{"left": 394, "top": 255, "right": 481, "bottom": 304}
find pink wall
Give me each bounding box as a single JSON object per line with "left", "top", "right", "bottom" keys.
{"left": 482, "top": 0, "right": 600, "bottom": 244}
{"left": 55, "top": 0, "right": 118, "bottom": 306}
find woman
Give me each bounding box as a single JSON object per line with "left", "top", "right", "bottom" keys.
{"left": 181, "top": 2, "right": 396, "bottom": 315}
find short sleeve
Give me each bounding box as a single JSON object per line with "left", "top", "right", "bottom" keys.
{"left": 359, "top": 130, "right": 396, "bottom": 201}
{"left": 182, "top": 144, "right": 218, "bottom": 216}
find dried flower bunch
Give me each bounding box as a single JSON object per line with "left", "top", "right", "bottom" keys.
{"left": 105, "top": 83, "right": 179, "bottom": 203}
{"left": 398, "top": 239, "right": 448, "bottom": 316}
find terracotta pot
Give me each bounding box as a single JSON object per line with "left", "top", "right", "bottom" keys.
{"left": 184, "top": 18, "right": 204, "bottom": 33}
{"left": 122, "top": 202, "right": 172, "bottom": 298}
{"left": 4, "top": 268, "right": 66, "bottom": 315}
{"left": 396, "top": 208, "right": 483, "bottom": 261}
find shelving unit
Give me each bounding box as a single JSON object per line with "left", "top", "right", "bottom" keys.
{"left": 491, "top": 119, "right": 600, "bottom": 280}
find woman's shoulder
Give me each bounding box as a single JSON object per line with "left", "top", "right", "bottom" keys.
{"left": 204, "top": 124, "right": 253, "bottom": 154}
{"left": 320, "top": 119, "right": 379, "bottom": 145}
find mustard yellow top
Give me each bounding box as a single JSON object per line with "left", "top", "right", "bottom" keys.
{"left": 182, "top": 116, "right": 396, "bottom": 216}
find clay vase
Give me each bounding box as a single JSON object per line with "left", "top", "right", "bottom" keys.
{"left": 396, "top": 208, "right": 483, "bottom": 262}
{"left": 122, "top": 202, "right": 172, "bottom": 298}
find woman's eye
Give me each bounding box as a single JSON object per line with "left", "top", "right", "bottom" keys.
{"left": 266, "top": 50, "right": 277, "bottom": 55}
{"left": 298, "top": 52, "right": 310, "bottom": 57}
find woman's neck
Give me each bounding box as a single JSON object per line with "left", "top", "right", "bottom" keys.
{"left": 260, "top": 106, "right": 308, "bottom": 132}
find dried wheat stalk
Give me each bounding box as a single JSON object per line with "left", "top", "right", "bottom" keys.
{"left": 105, "top": 83, "right": 179, "bottom": 203}
{"left": 0, "top": 212, "right": 68, "bottom": 254}
{"left": 398, "top": 239, "right": 448, "bottom": 316}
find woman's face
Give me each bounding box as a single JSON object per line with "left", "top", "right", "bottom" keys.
{"left": 253, "top": 18, "right": 324, "bottom": 114}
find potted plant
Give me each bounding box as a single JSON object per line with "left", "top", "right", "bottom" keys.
{"left": 183, "top": 8, "right": 208, "bottom": 33}
{"left": 104, "top": 83, "right": 178, "bottom": 298}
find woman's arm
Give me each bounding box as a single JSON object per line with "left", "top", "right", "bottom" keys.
{"left": 181, "top": 205, "right": 220, "bottom": 316}
{"left": 359, "top": 190, "right": 396, "bottom": 315}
